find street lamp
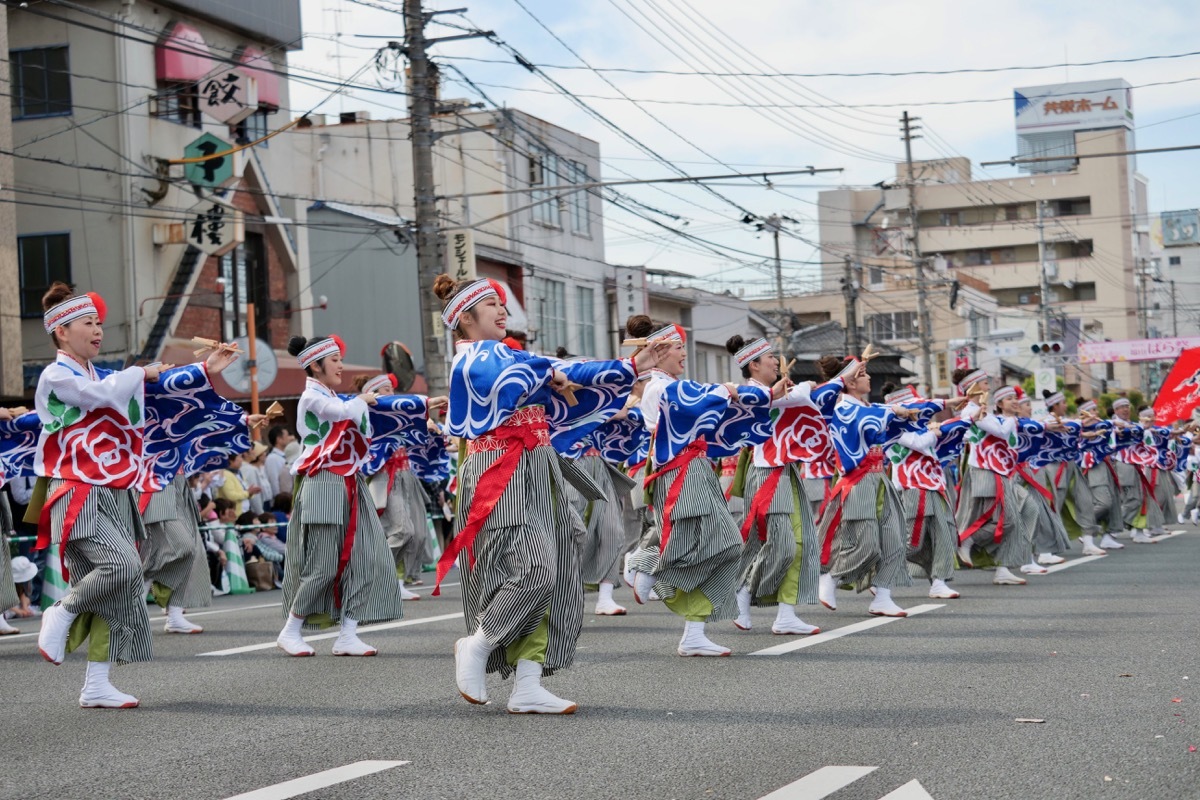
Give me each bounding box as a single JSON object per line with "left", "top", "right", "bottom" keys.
{"left": 138, "top": 277, "right": 226, "bottom": 317}
{"left": 284, "top": 295, "right": 329, "bottom": 317}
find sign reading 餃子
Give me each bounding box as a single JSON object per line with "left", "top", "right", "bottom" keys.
{"left": 1014, "top": 79, "right": 1133, "bottom": 134}
{"left": 1077, "top": 336, "right": 1200, "bottom": 365}
{"left": 199, "top": 67, "right": 258, "bottom": 126}
{"left": 445, "top": 230, "right": 476, "bottom": 282}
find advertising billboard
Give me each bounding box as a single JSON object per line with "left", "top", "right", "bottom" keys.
{"left": 1014, "top": 79, "right": 1133, "bottom": 133}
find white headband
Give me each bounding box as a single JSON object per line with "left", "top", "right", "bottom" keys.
{"left": 993, "top": 386, "right": 1016, "bottom": 403}
{"left": 734, "top": 338, "right": 772, "bottom": 369}
{"left": 1078, "top": 400, "right": 1097, "bottom": 414}
{"left": 885, "top": 386, "right": 917, "bottom": 404}
{"left": 298, "top": 338, "right": 342, "bottom": 369}
{"left": 43, "top": 295, "right": 98, "bottom": 334}
{"left": 1044, "top": 392, "right": 1064, "bottom": 408}
{"left": 441, "top": 279, "right": 503, "bottom": 330}
{"left": 362, "top": 374, "right": 395, "bottom": 395}
{"left": 956, "top": 369, "right": 987, "bottom": 395}
{"left": 647, "top": 324, "right": 684, "bottom": 344}
{"left": 1112, "top": 398, "right": 1131, "bottom": 409}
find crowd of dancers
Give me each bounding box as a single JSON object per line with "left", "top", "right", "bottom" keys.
{"left": 1, "top": 278, "right": 1190, "bottom": 714}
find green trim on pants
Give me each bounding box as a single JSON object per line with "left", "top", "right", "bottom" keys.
{"left": 506, "top": 613, "right": 550, "bottom": 665}
{"left": 66, "top": 613, "right": 112, "bottom": 662}
{"left": 663, "top": 588, "right": 715, "bottom": 622}
{"left": 759, "top": 473, "right": 804, "bottom": 606}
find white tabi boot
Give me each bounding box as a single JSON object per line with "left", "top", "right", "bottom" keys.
{"left": 275, "top": 613, "right": 315, "bottom": 657}
{"left": 1129, "top": 530, "right": 1158, "bottom": 544}
{"left": 867, "top": 586, "right": 907, "bottom": 617}
{"left": 1020, "top": 559, "right": 1049, "bottom": 575}
{"left": 1099, "top": 533, "right": 1126, "bottom": 548}
{"left": 399, "top": 579, "right": 421, "bottom": 601}
{"left": 0, "top": 615, "right": 19, "bottom": 635}
{"left": 164, "top": 605, "right": 203, "bottom": 634}
{"left": 928, "top": 578, "right": 960, "bottom": 599}
{"left": 506, "top": 659, "right": 577, "bottom": 715}
{"left": 992, "top": 566, "right": 1027, "bottom": 585}
{"left": 454, "top": 629, "right": 494, "bottom": 704}
{"left": 771, "top": 603, "right": 820, "bottom": 635}
{"left": 1079, "top": 535, "right": 1107, "bottom": 556}
{"left": 38, "top": 602, "right": 78, "bottom": 665}
{"left": 1190, "top": 508, "right": 1199, "bottom": 525}
{"left": 1036, "top": 552, "right": 1066, "bottom": 565}
{"left": 594, "top": 581, "right": 626, "bottom": 616}
{"left": 331, "top": 616, "right": 377, "bottom": 656}
{"left": 956, "top": 541, "right": 975, "bottom": 568}
{"left": 733, "top": 586, "right": 753, "bottom": 630}
{"left": 79, "top": 661, "right": 139, "bottom": 709}
{"left": 677, "top": 621, "right": 732, "bottom": 656}
{"left": 818, "top": 573, "right": 837, "bottom": 611}
{"left": 631, "top": 570, "right": 656, "bottom": 605}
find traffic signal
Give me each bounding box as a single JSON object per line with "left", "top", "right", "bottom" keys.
{"left": 1030, "top": 341, "right": 1064, "bottom": 355}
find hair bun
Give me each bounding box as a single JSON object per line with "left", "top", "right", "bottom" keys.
{"left": 41, "top": 281, "right": 74, "bottom": 311}
{"left": 432, "top": 274, "right": 458, "bottom": 303}
{"left": 625, "top": 314, "right": 653, "bottom": 338}
{"left": 286, "top": 336, "right": 308, "bottom": 357}
{"left": 725, "top": 335, "right": 745, "bottom": 355}
{"left": 816, "top": 354, "right": 846, "bottom": 381}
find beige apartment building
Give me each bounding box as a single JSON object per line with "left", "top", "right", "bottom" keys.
{"left": 770, "top": 88, "right": 1149, "bottom": 397}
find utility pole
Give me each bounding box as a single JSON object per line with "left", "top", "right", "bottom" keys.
{"left": 1036, "top": 200, "right": 1051, "bottom": 342}
{"left": 760, "top": 214, "right": 794, "bottom": 357}
{"left": 1171, "top": 279, "right": 1178, "bottom": 336}
{"left": 843, "top": 256, "right": 860, "bottom": 356}
{"left": 901, "top": 111, "right": 934, "bottom": 395}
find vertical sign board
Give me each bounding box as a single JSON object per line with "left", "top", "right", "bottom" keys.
{"left": 445, "top": 230, "right": 476, "bottom": 282}
{"left": 613, "top": 266, "right": 649, "bottom": 321}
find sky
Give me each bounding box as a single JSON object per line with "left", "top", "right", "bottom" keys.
{"left": 286, "top": 0, "right": 1200, "bottom": 299}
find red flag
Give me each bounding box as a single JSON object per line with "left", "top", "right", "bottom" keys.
{"left": 1153, "top": 347, "right": 1200, "bottom": 425}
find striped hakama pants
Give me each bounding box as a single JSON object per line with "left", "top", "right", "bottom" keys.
{"left": 381, "top": 468, "right": 430, "bottom": 581}
{"left": 1053, "top": 462, "right": 1099, "bottom": 540}
{"left": 738, "top": 463, "right": 818, "bottom": 606}
{"left": 454, "top": 444, "right": 582, "bottom": 678}
{"left": 578, "top": 455, "right": 628, "bottom": 586}
{"left": 1113, "top": 461, "right": 1145, "bottom": 529}
{"left": 0, "top": 493, "right": 18, "bottom": 611}
{"left": 818, "top": 471, "right": 911, "bottom": 593}
{"left": 46, "top": 480, "right": 152, "bottom": 664}
{"left": 954, "top": 467, "right": 1038, "bottom": 568}
{"left": 1022, "top": 468, "right": 1071, "bottom": 555}
{"left": 283, "top": 470, "right": 403, "bottom": 629}
{"left": 1087, "top": 462, "right": 1124, "bottom": 535}
{"left": 140, "top": 474, "right": 212, "bottom": 609}
{"left": 1153, "top": 468, "right": 1179, "bottom": 531}
{"left": 900, "top": 488, "right": 957, "bottom": 582}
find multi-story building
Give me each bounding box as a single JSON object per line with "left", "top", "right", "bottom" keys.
{"left": 6, "top": 0, "right": 320, "bottom": 402}
{"left": 275, "top": 104, "right": 612, "bottom": 382}
{"left": 774, "top": 79, "right": 1149, "bottom": 397}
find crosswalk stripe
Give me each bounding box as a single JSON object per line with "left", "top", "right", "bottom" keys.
{"left": 197, "top": 612, "right": 465, "bottom": 656}
{"left": 222, "top": 760, "right": 408, "bottom": 799}
{"left": 1041, "top": 554, "right": 1107, "bottom": 573}
{"left": 756, "top": 766, "right": 877, "bottom": 800}
{"left": 878, "top": 779, "right": 935, "bottom": 799}
{"left": 748, "top": 604, "right": 944, "bottom": 656}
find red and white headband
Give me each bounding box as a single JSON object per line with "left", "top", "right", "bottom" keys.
{"left": 298, "top": 335, "right": 346, "bottom": 369}
{"left": 956, "top": 369, "right": 987, "bottom": 395}
{"left": 1078, "top": 400, "right": 1097, "bottom": 414}
{"left": 1112, "top": 397, "right": 1131, "bottom": 409}
{"left": 993, "top": 386, "right": 1017, "bottom": 404}
{"left": 44, "top": 292, "right": 105, "bottom": 334}
{"left": 734, "top": 338, "right": 772, "bottom": 369}
{"left": 362, "top": 374, "right": 397, "bottom": 395}
{"left": 441, "top": 279, "right": 506, "bottom": 330}
{"left": 647, "top": 324, "right": 686, "bottom": 344}
{"left": 1044, "top": 392, "right": 1064, "bottom": 408}
{"left": 884, "top": 385, "right": 917, "bottom": 405}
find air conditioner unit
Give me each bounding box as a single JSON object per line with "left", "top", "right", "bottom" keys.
{"left": 1018, "top": 293, "right": 1031, "bottom": 304}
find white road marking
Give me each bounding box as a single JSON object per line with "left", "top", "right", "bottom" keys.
{"left": 1042, "top": 554, "right": 1107, "bottom": 573}
{"left": 757, "top": 766, "right": 877, "bottom": 799}
{"left": 198, "top": 612, "right": 464, "bottom": 656}
{"left": 748, "top": 604, "right": 944, "bottom": 656}
{"left": 879, "top": 779, "right": 936, "bottom": 799}
{"left": 222, "top": 760, "right": 408, "bottom": 799}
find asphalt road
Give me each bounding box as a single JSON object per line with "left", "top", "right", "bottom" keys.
{"left": 2, "top": 531, "right": 1198, "bottom": 800}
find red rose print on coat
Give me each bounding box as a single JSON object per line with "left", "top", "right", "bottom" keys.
{"left": 895, "top": 452, "right": 946, "bottom": 491}
{"left": 296, "top": 420, "right": 368, "bottom": 477}
{"left": 975, "top": 435, "right": 1017, "bottom": 477}
{"left": 760, "top": 407, "right": 830, "bottom": 467}
{"left": 42, "top": 407, "right": 143, "bottom": 488}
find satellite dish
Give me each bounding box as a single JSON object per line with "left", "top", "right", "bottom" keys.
{"left": 220, "top": 337, "right": 277, "bottom": 394}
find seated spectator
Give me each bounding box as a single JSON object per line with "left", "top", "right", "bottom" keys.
{"left": 216, "top": 453, "right": 256, "bottom": 513}
{"left": 255, "top": 513, "right": 286, "bottom": 586}
{"left": 205, "top": 498, "right": 238, "bottom": 593}
{"left": 240, "top": 444, "right": 270, "bottom": 515}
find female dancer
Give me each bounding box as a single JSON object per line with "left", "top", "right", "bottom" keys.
{"left": 0, "top": 406, "right": 38, "bottom": 635}
{"left": 814, "top": 355, "right": 918, "bottom": 616}
{"left": 728, "top": 335, "right": 837, "bottom": 635}
{"left": 1012, "top": 391, "right": 1070, "bottom": 574}
{"left": 883, "top": 385, "right": 968, "bottom": 600}
{"left": 277, "top": 335, "right": 434, "bottom": 657}
{"left": 954, "top": 382, "right": 1043, "bottom": 585}
{"left": 434, "top": 276, "right": 660, "bottom": 714}
{"left": 32, "top": 283, "right": 236, "bottom": 707}
{"left": 625, "top": 319, "right": 783, "bottom": 656}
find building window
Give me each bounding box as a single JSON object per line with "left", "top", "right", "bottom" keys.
{"left": 11, "top": 46, "right": 72, "bottom": 119}
{"left": 218, "top": 232, "right": 268, "bottom": 341}
{"left": 153, "top": 82, "right": 202, "bottom": 128}
{"left": 716, "top": 354, "right": 730, "bottom": 382}
{"left": 1169, "top": 256, "right": 1182, "bottom": 266}
{"left": 18, "top": 233, "right": 71, "bottom": 316}
{"left": 529, "top": 148, "right": 561, "bottom": 227}
{"left": 1004, "top": 205, "right": 1020, "bottom": 221}
{"left": 533, "top": 276, "right": 567, "bottom": 351}
{"left": 938, "top": 211, "right": 960, "bottom": 227}
{"left": 867, "top": 265, "right": 884, "bottom": 286}
{"left": 233, "top": 108, "right": 273, "bottom": 145}
{"left": 575, "top": 286, "right": 596, "bottom": 356}
{"left": 568, "top": 161, "right": 590, "bottom": 235}
{"left": 867, "top": 311, "right": 918, "bottom": 342}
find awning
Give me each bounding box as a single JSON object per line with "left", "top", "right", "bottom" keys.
{"left": 237, "top": 45, "right": 280, "bottom": 108}
{"left": 160, "top": 343, "right": 428, "bottom": 401}
{"left": 156, "top": 22, "right": 214, "bottom": 83}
